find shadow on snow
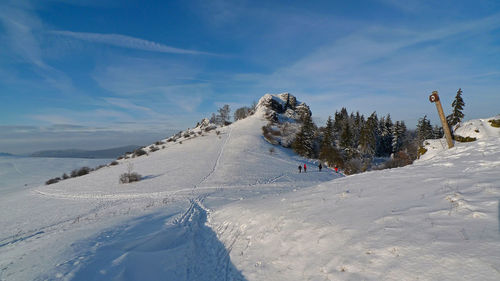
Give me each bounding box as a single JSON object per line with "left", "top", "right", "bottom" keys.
{"left": 62, "top": 203, "right": 247, "bottom": 281}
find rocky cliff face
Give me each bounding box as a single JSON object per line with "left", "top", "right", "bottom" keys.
{"left": 256, "top": 93, "right": 311, "bottom": 123}
{"left": 255, "top": 93, "right": 311, "bottom": 147}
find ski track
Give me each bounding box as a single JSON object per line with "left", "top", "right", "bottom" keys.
{"left": 195, "top": 127, "right": 232, "bottom": 189}
{"left": 0, "top": 200, "right": 113, "bottom": 249}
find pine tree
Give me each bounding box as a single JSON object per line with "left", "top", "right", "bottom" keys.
{"left": 319, "top": 116, "right": 334, "bottom": 159}
{"left": 333, "top": 110, "right": 344, "bottom": 137}
{"left": 319, "top": 116, "right": 342, "bottom": 165}
{"left": 292, "top": 113, "right": 315, "bottom": 157}
{"left": 392, "top": 121, "right": 407, "bottom": 153}
{"left": 339, "top": 121, "right": 352, "bottom": 149}
{"left": 359, "top": 112, "right": 378, "bottom": 156}
{"left": 433, "top": 125, "right": 444, "bottom": 139}
{"left": 417, "top": 115, "right": 433, "bottom": 143}
{"left": 376, "top": 114, "right": 393, "bottom": 157}
{"left": 446, "top": 88, "right": 465, "bottom": 127}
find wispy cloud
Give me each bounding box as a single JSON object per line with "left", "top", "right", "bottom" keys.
{"left": 230, "top": 13, "right": 500, "bottom": 125}
{"left": 93, "top": 57, "right": 209, "bottom": 114}
{"left": 50, "top": 30, "right": 215, "bottom": 55}
{"left": 0, "top": 1, "right": 75, "bottom": 93}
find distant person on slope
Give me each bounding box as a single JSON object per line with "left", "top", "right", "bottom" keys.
{"left": 334, "top": 165, "right": 338, "bottom": 173}
{"left": 298, "top": 165, "right": 302, "bottom": 173}
{"left": 304, "top": 163, "right": 307, "bottom": 173}
{"left": 318, "top": 163, "right": 322, "bottom": 172}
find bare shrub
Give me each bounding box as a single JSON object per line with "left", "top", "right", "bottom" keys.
{"left": 71, "top": 167, "right": 90, "bottom": 178}
{"left": 133, "top": 148, "right": 148, "bottom": 157}
{"left": 45, "top": 177, "right": 61, "bottom": 185}
{"left": 454, "top": 135, "right": 477, "bottom": 142}
{"left": 344, "top": 159, "right": 362, "bottom": 175}
{"left": 149, "top": 145, "right": 159, "bottom": 152}
{"left": 488, "top": 119, "right": 500, "bottom": 128}
{"left": 262, "top": 125, "right": 279, "bottom": 144}
{"left": 110, "top": 161, "right": 119, "bottom": 166}
{"left": 119, "top": 163, "right": 142, "bottom": 184}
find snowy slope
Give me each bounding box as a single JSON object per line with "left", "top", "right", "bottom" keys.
{"left": 0, "top": 102, "right": 338, "bottom": 281}
{"left": 1, "top": 106, "right": 499, "bottom": 281}
{"left": 454, "top": 114, "right": 500, "bottom": 140}
{"left": 421, "top": 115, "right": 500, "bottom": 161}
{"left": 211, "top": 132, "right": 500, "bottom": 280}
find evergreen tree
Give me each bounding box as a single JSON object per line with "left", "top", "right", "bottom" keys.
{"left": 416, "top": 115, "right": 434, "bottom": 143}
{"left": 359, "top": 112, "right": 378, "bottom": 156}
{"left": 333, "top": 110, "right": 344, "bottom": 136}
{"left": 319, "top": 116, "right": 342, "bottom": 165}
{"left": 339, "top": 121, "right": 352, "bottom": 149}
{"left": 292, "top": 113, "right": 315, "bottom": 157}
{"left": 446, "top": 88, "right": 465, "bottom": 127}
{"left": 319, "top": 116, "right": 334, "bottom": 158}
{"left": 433, "top": 125, "right": 444, "bottom": 139}
{"left": 352, "top": 111, "right": 363, "bottom": 148}
{"left": 392, "top": 121, "right": 407, "bottom": 153}
{"left": 376, "top": 114, "right": 393, "bottom": 157}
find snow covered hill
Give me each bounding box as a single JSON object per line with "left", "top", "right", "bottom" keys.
{"left": 0, "top": 95, "right": 338, "bottom": 281}
{"left": 1, "top": 101, "right": 499, "bottom": 281}
{"left": 421, "top": 115, "right": 500, "bottom": 161}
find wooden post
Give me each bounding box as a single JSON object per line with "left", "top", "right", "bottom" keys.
{"left": 429, "top": 91, "right": 454, "bottom": 148}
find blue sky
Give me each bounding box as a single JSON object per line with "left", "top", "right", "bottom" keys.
{"left": 1, "top": 0, "right": 499, "bottom": 154}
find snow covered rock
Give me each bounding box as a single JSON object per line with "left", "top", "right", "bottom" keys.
{"left": 254, "top": 93, "right": 311, "bottom": 147}
{"left": 256, "top": 93, "right": 311, "bottom": 123}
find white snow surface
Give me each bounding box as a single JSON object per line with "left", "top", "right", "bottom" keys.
{"left": 454, "top": 114, "right": 500, "bottom": 140}
{"left": 1, "top": 112, "right": 499, "bottom": 281}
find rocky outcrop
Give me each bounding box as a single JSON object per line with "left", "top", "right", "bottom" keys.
{"left": 256, "top": 93, "right": 311, "bottom": 123}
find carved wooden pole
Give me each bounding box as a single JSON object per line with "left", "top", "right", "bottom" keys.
{"left": 429, "top": 91, "right": 454, "bottom": 148}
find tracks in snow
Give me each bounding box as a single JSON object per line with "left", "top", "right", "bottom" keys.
{"left": 195, "top": 127, "right": 233, "bottom": 189}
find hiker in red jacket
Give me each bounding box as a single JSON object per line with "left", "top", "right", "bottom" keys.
{"left": 334, "top": 165, "right": 338, "bottom": 173}
{"left": 304, "top": 163, "right": 307, "bottom": 173}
